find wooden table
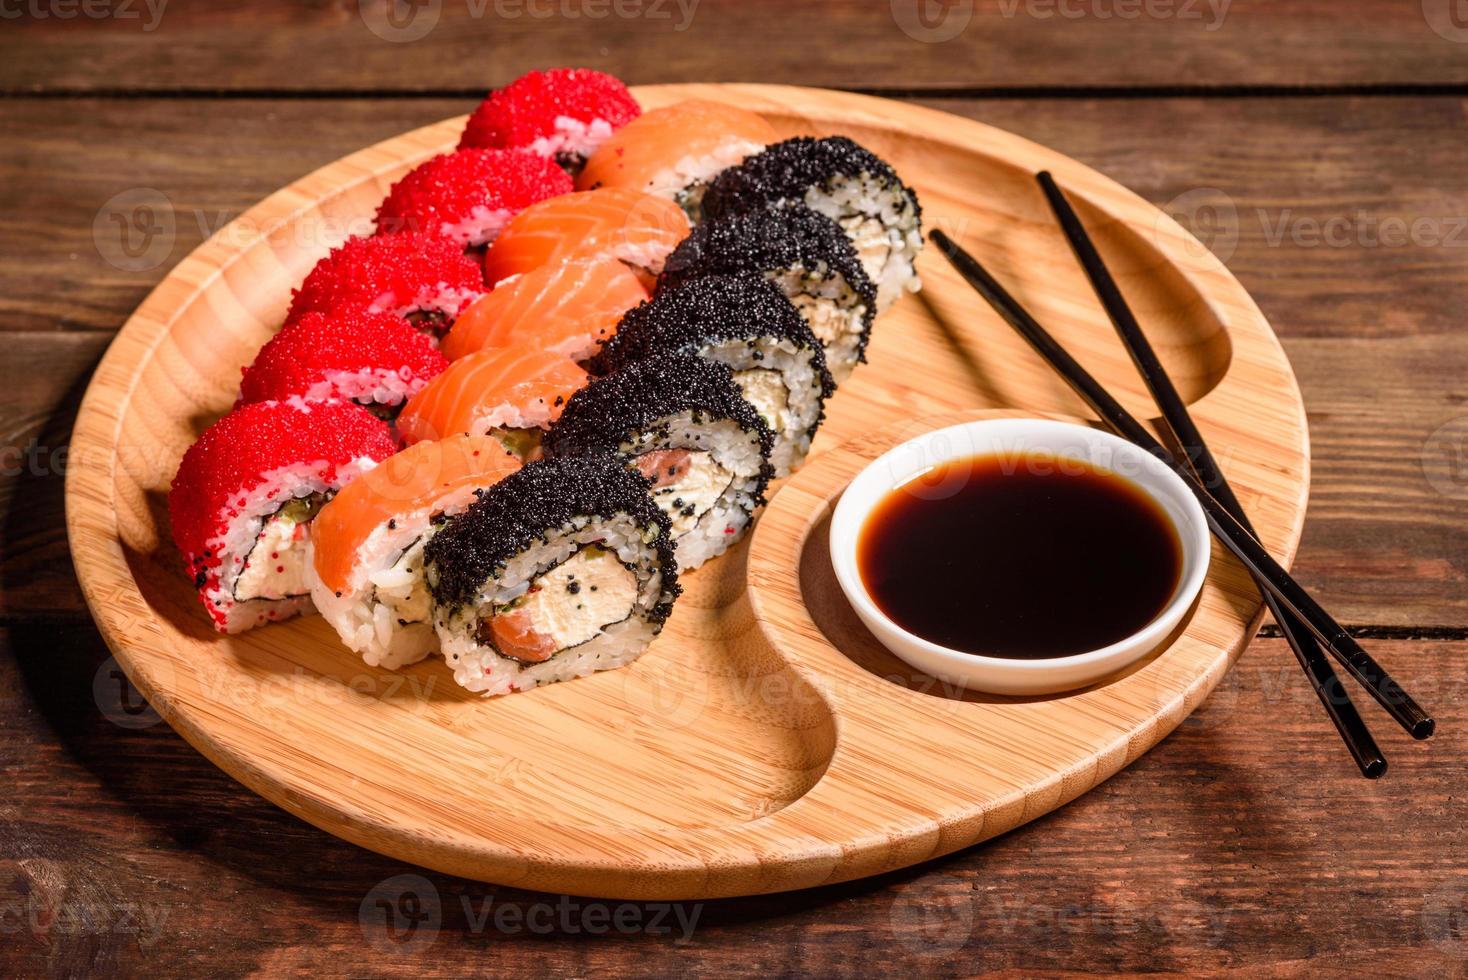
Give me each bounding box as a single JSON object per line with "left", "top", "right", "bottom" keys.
{"left": 3, "top": 3, "right": 1464, "bottom": 974}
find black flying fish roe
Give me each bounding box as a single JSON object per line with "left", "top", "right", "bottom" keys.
{"left": 424, "top": 452, "right": 679, "bottom": 616}
{"left": 701, "top": 135, "right": 922, "bottom": 226}
{"left": 544, "top": 354, "right": 775, "bottom": 496}
{"left": 588, "top": 273, "right": 836, "bottom": 400}
{"left": 659, "top": 203, "right": 878, "bottom": 354}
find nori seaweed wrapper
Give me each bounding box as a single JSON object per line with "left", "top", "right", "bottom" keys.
{"left": 587, "top": 274, "right": 836, "bottom": 403}
{"left": 659, "top": 203, "right": 877, "bottom": 360}
{"left": 701, "top": 135, "right": 921, "bottom": 226}
{"left": 546, "top": 353, "right": 774, "bottom": 470}
{"left": 426, "top": 452, "right": 678, "bottom": 618}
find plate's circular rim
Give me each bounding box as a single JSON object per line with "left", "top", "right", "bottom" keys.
{"left": 65, "top": 84, "right": 1309, "bottom": 899}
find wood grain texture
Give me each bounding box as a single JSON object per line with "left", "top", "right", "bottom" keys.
{"left": 62, "top": 85, "right": 1311, "bottom": 899}
{"left": 3, "top": 0, "right": 1465, "bottom": 93}
{"left": 2, "top": 624, "right": 1462, "bottom": 974}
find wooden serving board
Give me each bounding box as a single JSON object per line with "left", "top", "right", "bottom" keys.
{"left": 65, "top": 85, "right": 1307, "bottom": 900}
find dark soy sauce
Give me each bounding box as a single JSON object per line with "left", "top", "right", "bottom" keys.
{"left": 857, "top": 452, "right": 1183, "bottom": 659}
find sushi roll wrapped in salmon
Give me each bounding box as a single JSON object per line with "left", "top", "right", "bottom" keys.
{"left": 168, "top": 399, "right": 398, "bottom": 633}
{"left": 482, "top": 187, "right": 690, "bottom": 287}
{"left": 459, "top": 68, "right": 641, "bottom": 175}
{"left": 238, "top": 307, "right": 448, "bottom": 418}
{"left": 287, "top": 232, "right": 485, "bottom": 338}
{"left": 395, "top": 341, "right": 590, "bottom": 460}
{"left": 577, "top": 99, "right": 779, "bottom": 222}
{"left": 545, "top": 354, "right": 772, "bottom": 570}
{"left": 702, "top": 136, "right": 923, "bottom": 312}
{"left": 309, "top": 434, "right": 520, "bottom": 668}
{"left": 660, "top": 202, "right": 877, "bottom": 383}
{"left": 589, "top": 274, "right": 833, "bottom": 477}
{"left": 425, "top": 453, "right": 680, "bottom": 696}
{"left": 441, "top": 254, "right": 649, "bottom": 363}
{"left": 375, "top": 148, "right": 573, "bottom": 249}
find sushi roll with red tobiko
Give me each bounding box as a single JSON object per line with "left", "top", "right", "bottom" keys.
{"left": 238, "top": 308, "right": 448, "bottom": 417}
{"left": 374, "top": 148, "right": 573, "bottom": 249}
{"left": 460, "top": 68, "right": 640, "bottom": 175}
{"left": 287, "top": 232, "right": 485, "bottom": 338}
{"left": 169, "top": 399, "right": 398, "bottom": 633}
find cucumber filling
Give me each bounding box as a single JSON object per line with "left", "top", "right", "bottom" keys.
{"left": 234, "top": 493, "right": 329, "bottom": 601}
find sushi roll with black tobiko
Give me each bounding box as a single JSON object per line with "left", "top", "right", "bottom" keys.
{"left": 702, "top": 136, "right": 923, "bottom": 312}
{"left": 425, "top": 453, "right": 680, "bottom": 696}
{"left": 238, "top": 307, "right": 448, "bottom": 419}
{"left": 459, "top": 68, "right": 641, "bottom": 175}
{"left": 589, "top": 274, "right": 833, "bottom": 478}
{"left": 660, "top": 203, "right": 877, "bottom": 384}
{"left": 545, "top": 354, "right": 772, "bottom": 570}
{"left": 287, "top": 232, "right": 485, "bottom": 339}
{"left": 169, "top": 399, "right": 398, "bottom": 633}
{"left": 375, "top": 148, "right": 573, "bottom": 251}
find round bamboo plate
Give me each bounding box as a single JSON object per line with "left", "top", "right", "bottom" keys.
{"left": 66, "top": 84, "right": 1308, "bottom": 900}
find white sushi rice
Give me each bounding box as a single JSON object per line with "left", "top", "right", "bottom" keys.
{"left": 299, "top": 367, "right": 431, "bottom": 411}
{"left": 647, "top": 137, "right": 768, "bottom": 223}
{"left": 203, "top": 455, "right": 379, "bottom": 633}
{"left": 372, "top": 283, "right": 484, "bottom": 321}
{"left": 698, "top": 339, "right": 823, "bottom": 477}
{"left": 308, "top": 482, "right": 484, "bottom": 670}
{"left": 434, "top": 516, "right": 669, "bottom": 696}
{"left": 772, "top": 264, "right": 871, "bottom": 384}
{"left": 801, "top": 175, "right": 923, "bottom": 312}
{"left": 619, "top": 409, "right": 767, "bottom": 570}
{"left": 439, "top": 206, "right": 516, "bottom": 248}
{"left": 526, "top": 115, "right": 617, "bottom": 165}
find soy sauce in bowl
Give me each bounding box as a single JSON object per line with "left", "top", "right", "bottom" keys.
{"left": 857, "top": 452, "right": 1183, "bottom": 660}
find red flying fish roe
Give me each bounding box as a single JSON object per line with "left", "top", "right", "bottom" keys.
{"left": 286, "top": 232, "right": 484, "bottom": 330}
{"left": 238, "top": 307, "right": 449, "bottom": 407}
{"left": 374, "top": 149, "right": 573, "bottom": 247}
{"left": 168, "top": 400, "right": 398, "bottom": 630}
{"left": 459, "top": 68, "right": 641, "bottom": 169}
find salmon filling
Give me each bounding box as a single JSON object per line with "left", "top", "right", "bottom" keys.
{"left": 234, "top": 494, "right": 329, "bottom": 601}
{"left": 634, "top": 449, "right": 735, "bottom": 537}
{"left": 476, "top": 545, "right": 638, "bottom": 664}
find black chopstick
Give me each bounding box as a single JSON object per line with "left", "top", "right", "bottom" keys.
{"left": 929, "top": 228, "right": 1434, "bottom": 742}
{"left": 1036, "top": 172, "right": 1387, "bottom": 778}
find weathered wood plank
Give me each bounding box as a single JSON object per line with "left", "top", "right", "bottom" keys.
{"left": 3, "top": 0, "right": 1466, "bottom": 93}
{"left": 7, "top": 96, "right": 1468, "bottom": 340}
{"left": 0, "top": 624, "right": 1460, "bottom": 974}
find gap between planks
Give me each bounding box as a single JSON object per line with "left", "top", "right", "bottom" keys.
{"left": 9, "top": 83, "right": 1468, "bottom": 101}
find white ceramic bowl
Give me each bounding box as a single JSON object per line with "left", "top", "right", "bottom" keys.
{"left": 829, "top": 418, "right": 1212, "bottom": 696}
